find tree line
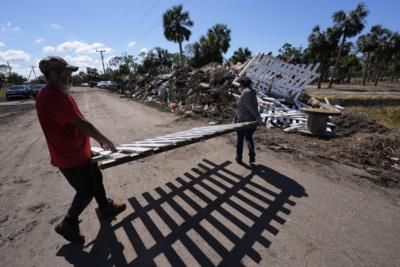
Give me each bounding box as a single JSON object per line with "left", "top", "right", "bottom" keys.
{"left": 4, "top": 3, "right": 398, "bottom": 88}
{"left": 98, "top": 3, "right": 398, "bottom": 88}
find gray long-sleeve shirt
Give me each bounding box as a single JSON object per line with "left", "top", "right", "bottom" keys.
{"left": 236, "top": 88, "right": 261, "bottom": 122}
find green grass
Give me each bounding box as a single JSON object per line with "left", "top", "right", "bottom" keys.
{"left": 348, "top": 106, "right": 400, "bottom": 130}
{"left": 0, "top": 90, "right": 5, "bottom": 101}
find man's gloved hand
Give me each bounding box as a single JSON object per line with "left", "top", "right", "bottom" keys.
{"left": 232, "top": 114, "right": 238, "bottom": 124}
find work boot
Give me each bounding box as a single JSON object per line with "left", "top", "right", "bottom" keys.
{"left": 249, "top": 155, "right": 256, "bottom": 165}
{"left": 55, "top": 220, "right": 85, "bottom": 244}
{"left": 99, "top": 199, "right": 126, "bottom": 219}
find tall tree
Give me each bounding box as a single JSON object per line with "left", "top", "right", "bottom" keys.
{"left": 369, "top": 25, "right": 392, "bottom": 86}
{"left": 306, "top": 26, "right": 340, "bottom": 88}
{"left": 278, "top": 43, "right": 303, "bottom": 64}
{"left": 190, "top": 24, "right": 231, "bottom": 67}
{"left": 229, "top": 47, "right": 252, "bottom": 64}
{"left": 328, "top": 3, "right": 368, "bottom": 87}
{"left": 163, "top": 5, "right": 193, "bottom": 66}
{"left": 357, "top": 32, "right": 377, "bottom": 85}
{"left": 388, "top": 32, "right": 400, "bottom": 82}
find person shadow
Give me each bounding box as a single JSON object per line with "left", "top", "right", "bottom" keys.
{"left": 57, "top": 159, "right": 307, "bottom": 267}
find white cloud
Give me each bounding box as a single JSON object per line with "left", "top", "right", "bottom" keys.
{"left": 139, "top": 48, "right": 148, "bottom": 54}
{"left": 66, "top": 55, "right": 94, "bottom": 63}
{"left": 0, "top": 49, "right": 31, "bottom": 62}
{"left": 1, "top": 22, "right": 21, "bottom": 32}
{"left": 127, "top": 41, "right": 136, "bottom": 47}
{"left": 57, "top": 41, "right": 113, "bottom": 54}
{"left": 9, "top": 63, "right": 31, "bottom": 78}
{"left": 43, "top": 46, "right": 56, "bottom": 53}
{"left": 50, "top": 23, "right": 61, "bottom": 29}
{"left": 35, "top": 38, "right": 45, "bottom": 44}
{"left": 0, "top": 42, "right": 4, "bottom": 47}
{"left": 63, "top": 55, "right": 104, "bottom": 72}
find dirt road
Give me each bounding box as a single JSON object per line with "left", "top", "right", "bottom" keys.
{"left": 1, "top": 87, "right": 399, "bottom": 266}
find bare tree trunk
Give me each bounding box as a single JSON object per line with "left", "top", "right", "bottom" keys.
{"left": 347, "top": 67, "right": 353, "bottom": 83}
{"left": 374, "top": 62, "right": 381, "bottom": 86}
{"left": 391, "top": 63, "right": 397, "bottom": 83}
{"left": 362, "top": 52, "right": 370, "bottom": 85}
{"left": 329, "top": 34, "right": 346, "bottom": 88}
{"left": 178, "top": 32, "right": 184, "bottom": 67}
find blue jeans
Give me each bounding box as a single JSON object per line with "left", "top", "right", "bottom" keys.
{"left": 236, "top": 127, "right": 256, "bottom": 161}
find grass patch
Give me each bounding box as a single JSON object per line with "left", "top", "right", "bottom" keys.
{"left": 324, "top": 94, "right": 400, "bottom": 100}
{"left": 0, "top": 90, "right": 5, "bottom": 101}
{"left": 347, "top": 106, "right": 400, "bottom": 130}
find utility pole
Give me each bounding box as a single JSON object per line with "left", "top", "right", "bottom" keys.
{"left": 32, "top": 66, "right": 37, "bottom": 80}
{"left": 6, "top": 61, "right": 12, "bottom": 76}
{"left": 27, "top": 66, "right": 38, "bottom": 81}
{"left": 96, "top": 49, "right": 106, "bottom": 75}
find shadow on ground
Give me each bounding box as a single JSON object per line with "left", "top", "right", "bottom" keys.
{"left": 57, "top": 159, "right": 307, "bottom": 267}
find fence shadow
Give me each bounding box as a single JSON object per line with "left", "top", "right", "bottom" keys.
{"left": 57, "top": 159, "right": 307, "bottom": 267}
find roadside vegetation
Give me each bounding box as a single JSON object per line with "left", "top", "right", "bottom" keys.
{"left": 347, "top": 105, "right": 400, "bottom": 130}
{"left": 1, "top": 3, "right": 399, "bottom": 126}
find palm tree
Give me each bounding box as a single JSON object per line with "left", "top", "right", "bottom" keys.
{"left": 207, "top": 24, "right": 231, "bottom": 54}
{"left": 369, "top": 25, "right": 392, "bottom": 86}
{"left": 230, "top": 47, "right": 252, "bottom": 64}
{"left": 388, "top": 32, "right": 400, "bottom": 82}
{"left": 357, "top": 33, "right": 376, "bottom": 85}
{"left": 306, "top": 26, "right": 340, "bottom": 88}
{"left": 278, "top": 43, "right": 303, "bottom": 64}
{"left": 328, "top": 3, "right": 369, "bottom": 87}
{"left": 190, "top": 24, "right": 231, "bottom": 67}
{"left": 163, "top": 5, "right": 193, "bottom": 66}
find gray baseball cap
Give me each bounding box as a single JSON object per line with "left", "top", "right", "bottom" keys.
{"left": 39, "top": 56, "right": 78, "bottom": 75}
{"left": 237, "top": 76, "right": 252, "bottom": 87}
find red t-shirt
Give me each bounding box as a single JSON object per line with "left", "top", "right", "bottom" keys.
{"left": 36, "top": 86, "right": 91, "bottom": 168}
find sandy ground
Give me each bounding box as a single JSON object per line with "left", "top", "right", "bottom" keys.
{"left": 1, "top": 87, "right": 400, "bottom": 267}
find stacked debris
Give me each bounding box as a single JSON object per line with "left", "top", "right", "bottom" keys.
{"left": 347, "top": 133, "right": 400, "bottom": 170}
{"left": 233, "top": 53, "right": 342, "bottom": 135}
{"left": 332, "top": 111, "right": 390, "bottom": 136}
{"left": 122, "top": 64, "right": 239, "bottom": 121}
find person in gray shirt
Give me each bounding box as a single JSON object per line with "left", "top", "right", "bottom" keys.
{"left": 234, "top": 76, "right": 262, "bottom": 164}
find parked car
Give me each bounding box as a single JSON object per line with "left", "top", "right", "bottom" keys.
{"left": 89, "top": 81, "right": 97, "bottom": 88}
{"left": 97, "top": 81, "right": 108, "bottom": 89}
{"left": 104, "top": 81, "right": 118, "bottom": 90}
{"left": 80, "top": 82, "right": 89, "bottom": 87}
{"left": 5, "top": 85, "right": 32, "bottom": 100}
{"left": 32, "top": 84, "right": 46, "bottom": 98}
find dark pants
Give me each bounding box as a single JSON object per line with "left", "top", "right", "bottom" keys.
{"left": 236, "top": 127, "right": 256, "bottom": 161}
{"left": 59, "top": 161, "right": 108, "bottom": 223}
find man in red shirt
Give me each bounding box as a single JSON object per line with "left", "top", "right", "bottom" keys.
{"left": 36, "top": 56, "right": 126, "bottom": 244}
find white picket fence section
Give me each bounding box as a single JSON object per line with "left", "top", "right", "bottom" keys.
{"left": 92, "top": 121, "right": 257, "bottom": 169}
{"left": 233, "top": 53, "right": 325, "bottom": 132}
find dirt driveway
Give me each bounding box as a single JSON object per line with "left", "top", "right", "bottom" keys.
{"left": 1, "top": 87, "right": 399, "bottom": 266}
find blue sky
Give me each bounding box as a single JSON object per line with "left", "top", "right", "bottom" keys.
{"left": 0, "top": 0, "right": 399, "bottom": 78}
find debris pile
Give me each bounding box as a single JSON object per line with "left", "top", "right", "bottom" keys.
{"left": 347, "top": 133, "right": 400, "bottom": 170}
{"left": 332, "top": 111, "right": 389, "bottom": 136}
{"left": 233, "top": 53, "right": 342, "bottom": 135}
{"left": 122, "top": 64, "right": 239, "bottom": 121}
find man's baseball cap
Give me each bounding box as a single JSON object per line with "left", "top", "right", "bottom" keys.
{"left": 39, "top": 56, "right": 78, "bottom": 75}
{"left": 237, "top": 76, "right": 252, "bottom": 87}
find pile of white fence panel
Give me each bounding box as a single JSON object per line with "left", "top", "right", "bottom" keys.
{"left": 233, "top": 53, "right": 339, "bottom": 133}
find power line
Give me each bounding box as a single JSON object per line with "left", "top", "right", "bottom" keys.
{"left": 133, "top": 0, "right": 192, "bottom": 44}
{"left": 110, "top": 0, "right": 155, "bottom": 45}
